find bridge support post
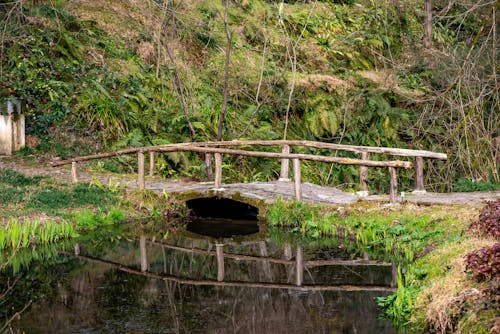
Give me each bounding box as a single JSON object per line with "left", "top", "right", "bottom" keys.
{"left": 149, "top": 152, "right": 155, "bottom": 177}
{"left": 279, "top": 144, "right": 290, "bottom": 181}
{"left": 216, "top": 243, "right": 225, "bottom": 282}
{"left": 214, "top": 153, "right": 222, "bottom": 189}
{"left": 413, "top": 156, "right": 426, "bottom": 194}
{"left": 293, "top": 158, "right": 302, "bottom": 201}
{"left": 296, "top": 246, "right": 303, "bottom": 286}
{"left": 358, "top": 152, "right": 369, "bottom": 196}
{"left": 389, "top": 167, "right": 398, "bottom": 204}
{"left": 71, "top": 161, "right": 78, "bottom": 183}
{"left": 205, "top": 153, "right": 214, "bottom": 181}
{"left": 138, "top": 151, "right": 145, "bottom": 190}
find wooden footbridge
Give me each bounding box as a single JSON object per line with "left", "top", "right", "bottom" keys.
{"left": 52, "top": 140, "right": 447, "bottom": 204}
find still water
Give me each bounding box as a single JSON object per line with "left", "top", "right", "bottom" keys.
{"left": 1, "top": 220, "right": 397, "bottom": 333}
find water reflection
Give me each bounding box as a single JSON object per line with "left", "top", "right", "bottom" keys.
{"left": 5, "top": 228, "right": 397, "bottom": 333}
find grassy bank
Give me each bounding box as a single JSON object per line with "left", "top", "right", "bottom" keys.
{"left": 267, "top": 198, "right": 499, "bottom": 333}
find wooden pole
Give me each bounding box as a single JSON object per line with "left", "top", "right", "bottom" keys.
{"left": 205, "top": 153, "right": 213, "bottom": 181}
{"left": 138, "top": 151, "right": 145, "bottom": 190}
{"left": 216, "top": 243, "right": 224, "bottom": 282}
{"left": 214, "top": 153, "right": 223, "bottom": 188}
{"left": 149, "top": 151, "right": 155, "bottom": 177}
{"left": 293, "top": 158, "right": 302, "bottom": 200}
{"left": 71, "top": 161, "right": 78, "bottom": 183}
{"left": 359, "top": 152, "right": 369, "bottom": 196}
{"left": 413, "top": 156, "right": 426, "bottom": 194}
{"left": 279, "top": 144, "right": 290, "bottom": 181}
{"left": 140, "top": 235, "right": 148, "bottom": 272}
{"left": 296, "top": 246, "right": 303, "bottom": 286}
{"left": 74, "top": 243, "right": 80, "bottom": 256}
{"left": 389, "top": 167, "right": 398, "bottom": 204}
{"left": 284, "top": 242, "right": 292, "bottom": 260}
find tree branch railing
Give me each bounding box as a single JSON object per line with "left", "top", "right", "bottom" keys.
{"left": 52, "top": 140, "right": 447, "bottom": 204}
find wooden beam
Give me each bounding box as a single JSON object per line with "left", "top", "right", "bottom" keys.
{"left": 279, "top": 144, "right": 290, "bottom": 181}
{"left": 138, "top": 151, "right": 145, "bottom": 190}
{"left": 293, "top": 158, "right": 302, "bottom": 201}
{"left": 153, "top": 146, "right": 413, "bottom": 168}
{"left": 71, "top": 161, "right": 78, "bottom": 183}
{"left": 413, "top": 156, "right": 426, "bottom": 193}
{"left": 52, "top": 140, "right": 446, "bottom": 167}
{"left": 149, "top": 152, "right": 155, "bottom": 177}
{"left": 389, "top": 167, "right": 398, "bottom": 204}
{"left": 214, "top": 153, "right": 223, "bottom": 188}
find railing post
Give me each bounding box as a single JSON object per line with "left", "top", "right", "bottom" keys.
{"left": 205, "top": 153, "right": 214, "bottom": 181}
{"left": 389, "top": 167, "right": 398, "bottom": 204}
{"left": 293, "top": 158, "right": 302, "bottom": 201}
{"left": 149, "top": 151, "right": 155, "bottom": 177}
{"left": 138, "top": 151, "right": 145, "bottom": 190}
{"left": 140, "top": 235, "right": 148, "bottom": 272}
{"left": 296, "top": 245, "right": 303, "bottom": 286}
{"left": 279, "top": 144, "right": 290, "bottom": 181}
{"left": 214, "top": 153, "right": 222, "bottom": 189}
{"left": 216, "top": 243, "right": 225, "bottom": 282}
{"left": 413, "top": 156, "right": 426, "bottom": 194}
{"left": 358, "top": 152, "right": 369, "bottom": 196}
{"left": 71, "top": 161, "right": 78, "bottom": 183}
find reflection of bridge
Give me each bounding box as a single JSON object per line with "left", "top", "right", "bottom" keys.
{"left": 68, "top": 235, "right": 396, "bottom": 292}
{"left": 52, "top": 140, "right": 446, "bottom": 204}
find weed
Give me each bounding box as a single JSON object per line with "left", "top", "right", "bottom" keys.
{"left": 453, "top": 179, "right": 500, "bottom": 192}
{"left": 0, "top": 168, "right": 44, "bottom": 187}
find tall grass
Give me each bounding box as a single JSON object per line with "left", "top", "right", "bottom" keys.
{"left": 0, "top": 219, "right": 77, "bottom": 251}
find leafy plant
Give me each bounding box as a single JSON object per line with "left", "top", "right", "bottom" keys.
{"left": 464, "top": 244, "right": 500, "bottom": 282}
{"left": 470, "top": 199, "right": 500, "bottom": 238}
{"left": 453, "top": 179, "right": 500, "bottom": 192}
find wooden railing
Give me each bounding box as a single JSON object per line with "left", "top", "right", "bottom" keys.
{"left": 52, "top": 140, "right": 446, "bottom": 204}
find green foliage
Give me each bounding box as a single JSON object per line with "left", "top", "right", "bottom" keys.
{"left": 377, "top": 266, "right": 418, "bottom": 329}
{"left": 0, "top": 168, "right": 44, "bottom": 187}
{"left": 68, "top": 208, "right": 127, "bottom": 230}
{"left": 0, "top": 219, "right": 76, "bottom": 251}
{"left": 453, "top": 179, "right": 500, "bottom": 193}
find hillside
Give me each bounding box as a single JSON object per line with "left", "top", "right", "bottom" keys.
{"left": 0, "top": 0, "right": 498, "bottom": 192}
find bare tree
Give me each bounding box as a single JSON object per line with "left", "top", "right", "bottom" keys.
{"left": 217, "top": 0, "right": 232, "bottom": 141}
{"left": 423, "top": 0, "right": 433, "bottom": 48}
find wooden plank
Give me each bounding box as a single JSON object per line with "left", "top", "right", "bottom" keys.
{"left": 138, "top": 151, "right": 145, "bottom": 190}
{"left": 414, "top": 156, "right": 426, "bottom": 193}
{"left": 359, "top": 152, "right": 369, "bottom": 192}
{"left": 214, "top": 153, "right": 223, "bottom": 188}
{"left": 279, "top": 144, "right": 290, "bottom": 180}
{"left": 149, "top": 152, "right": 155, "bottom": 177}
{"left": 389, "top": 167, "right": 398, "bottom": 204}
{"left": 293, "top": 158, "right": 302, "bottom": 200}
{"left": 71, "top": 161, "right": 78, "bottom": 183}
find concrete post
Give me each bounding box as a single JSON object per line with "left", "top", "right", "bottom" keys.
{"left": 0, "top": 99, "right": 24, "bottom": 155}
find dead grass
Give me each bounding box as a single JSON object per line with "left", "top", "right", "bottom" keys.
{"left": 411, "top": 236, "right": 497, "bottom": 333}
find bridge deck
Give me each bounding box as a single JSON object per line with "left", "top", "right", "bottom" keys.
{"left": 1, "top": 157, "right": 498, "bottom": 206}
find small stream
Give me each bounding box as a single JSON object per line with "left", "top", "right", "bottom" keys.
{"left": 1, "top": 219, "right": 397, "bottom": 333}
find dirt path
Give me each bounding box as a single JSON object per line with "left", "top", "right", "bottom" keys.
{"left": 1, "top": 155, "right": 498, "bottom": 206}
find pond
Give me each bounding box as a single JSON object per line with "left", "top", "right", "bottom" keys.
{"left": 0, "top": 219, "right": 398, "bottom": 333}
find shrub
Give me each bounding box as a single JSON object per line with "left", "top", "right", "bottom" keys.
{"left": 470, "top": 199, "right": 500, "bottom": 238}
{"left": 464, "top": 243, "right": 500, "bottom": 282}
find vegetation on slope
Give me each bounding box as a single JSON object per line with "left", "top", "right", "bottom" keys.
{"left": 267, "top": 198, "right": 499, "bottom": 333}
{"left": 0, "top": 0, "right": 498, "bottom": 192}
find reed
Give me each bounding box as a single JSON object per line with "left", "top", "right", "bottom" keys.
{"left": 0, "top": 219, "right": 77, "bottom": 251}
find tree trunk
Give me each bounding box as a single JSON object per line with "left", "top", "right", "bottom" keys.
{"left": 423, "top": 0, "right": 433, "bottom": 48}
{"left": 217, "top": 0, "right": 231, "bottom": 141}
